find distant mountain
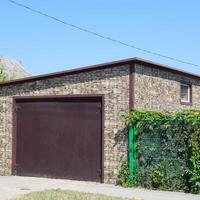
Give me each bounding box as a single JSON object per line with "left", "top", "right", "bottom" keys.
{"left": 0, "top": 57, "right": 30, "bottom": 80}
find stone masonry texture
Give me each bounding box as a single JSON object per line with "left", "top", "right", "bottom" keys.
{"left": 0, "top": 65, "right": 130, "bottom": 184}
{"left": 0, "top": 62, "right": 200, "bottom": 184}
{"left": 134, "top": 64, "right": 200, "bottom": 111}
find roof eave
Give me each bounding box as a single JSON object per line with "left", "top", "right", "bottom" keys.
{"left": 0, "top": 57, "right": 199, "bottom": 87}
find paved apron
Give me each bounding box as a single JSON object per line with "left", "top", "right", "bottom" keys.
{"left": 0, "top": 176, "right": 199, "bottom": 200}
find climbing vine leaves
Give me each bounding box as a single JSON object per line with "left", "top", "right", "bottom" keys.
{"left": 118, "top": 110, "right": 200, "bottom": 194}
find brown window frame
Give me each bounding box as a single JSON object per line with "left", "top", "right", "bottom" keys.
{"left": 180, "top": 83, "right": 192, "bottom": 105}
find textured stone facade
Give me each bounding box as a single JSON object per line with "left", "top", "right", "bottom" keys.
{"left": 0, "top": 65, "right": 130, "bottom": 183}
{"left": 134, "top": 64, "right": 200, "bottom": 111}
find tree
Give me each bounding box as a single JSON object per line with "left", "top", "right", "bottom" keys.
{"left": 0, "top": 66, "right": 8, "bottom": 81}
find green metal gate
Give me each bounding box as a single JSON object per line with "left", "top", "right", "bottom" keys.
{"left": 128, "top": 118, "right": 200, "bottom": 190}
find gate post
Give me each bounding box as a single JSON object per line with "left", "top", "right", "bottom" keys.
{"left": 128, "top": 124, "right": 136, "bottom": 185}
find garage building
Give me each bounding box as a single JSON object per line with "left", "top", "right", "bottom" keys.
{"left": 0, "top": 57, "right": 200, "bottom": 183}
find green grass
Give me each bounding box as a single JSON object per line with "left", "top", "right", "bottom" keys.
{"left": 10, "top": 189, "right": 136, "bottom": 200}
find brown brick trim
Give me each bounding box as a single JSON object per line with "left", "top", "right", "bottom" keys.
{"left": 129, "top": 63, "right": 135, "bottom": 111}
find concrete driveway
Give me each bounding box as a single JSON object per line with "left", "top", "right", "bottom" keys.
{"left": 0, "top": 176, "right": 199, "bottom": 200}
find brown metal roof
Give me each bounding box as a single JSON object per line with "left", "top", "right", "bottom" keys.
{"left": 0, "top": 57, "right": 199, "bottom": 87}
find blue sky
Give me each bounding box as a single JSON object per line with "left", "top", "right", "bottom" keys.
{"left": 1, "top": 0, "right": 200, "bottom": 75}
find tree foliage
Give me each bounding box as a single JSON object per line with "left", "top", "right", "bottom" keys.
{"left": 0, "top": 66, "right": 8, "bottom": 81}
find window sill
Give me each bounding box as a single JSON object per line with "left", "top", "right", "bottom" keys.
{"left": 180, "top": 101, "right": 192, "bottom": 106}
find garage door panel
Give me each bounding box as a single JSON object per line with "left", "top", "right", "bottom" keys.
{"left": 15, "top": 98, "right": 102, "bottom": 182}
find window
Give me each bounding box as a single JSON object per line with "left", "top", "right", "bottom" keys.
{"left": 180, "top": 83, "right": 191, "bottom": 104}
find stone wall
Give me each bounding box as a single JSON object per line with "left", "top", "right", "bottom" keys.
{"left": 134, "top": 64, "right": 200, "bottom": 111}
{"left": 0, "top": 65, "right": 130, "bottom": 183}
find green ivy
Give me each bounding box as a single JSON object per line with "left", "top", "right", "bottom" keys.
{"left": 122, "top": 110, "right": 200, "bottom": 125}
{"left": 117, "top": 161, "right": 131, "bottom": 187}
{"left": 118, "top": 110, "right": 200, "bottom": 194}
{"left": 189, "top": 127, "right": 200, "bottom": 193}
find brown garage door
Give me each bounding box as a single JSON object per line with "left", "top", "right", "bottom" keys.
{"left": 13, "top": 96, "right": 102, "bottom": 182}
